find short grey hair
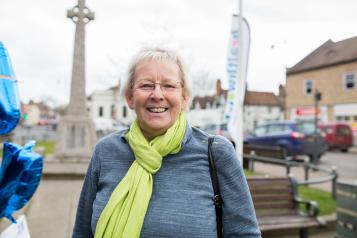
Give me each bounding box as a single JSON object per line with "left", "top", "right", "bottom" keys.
{"left": 122, "top": 48, "right": 192, "bottom": 106}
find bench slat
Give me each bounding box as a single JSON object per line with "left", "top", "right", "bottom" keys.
{"left": 252, "top": 194, "right": 292, "bottom": 202}
{"left": 246, "top": 177, "right": 322, "bottom": 234}
{"left": 256, "top": 210, "right": 297, "bottom": 217}
{"left": 259, "top": 215, "right": 320, "bottom": 231}
{"left": 249, "top": 187, "right": 292, "bottom": 194}
{"left": 254, "top": 202, "right": 294, "bottom": 210}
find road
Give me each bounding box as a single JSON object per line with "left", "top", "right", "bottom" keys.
{"left": 253, "top": 147, "right": 357, "bottom": 192}
{"left": 319, "top": 147, "right": 357, "bottom": 181}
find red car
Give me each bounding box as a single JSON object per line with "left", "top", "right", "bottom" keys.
{"left": 319, "top": 123, "right": 354, "bottom": 152}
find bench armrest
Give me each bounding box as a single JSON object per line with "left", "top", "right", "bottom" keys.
{"left": 294, "top": 196, "right": 319, "bottom": 217}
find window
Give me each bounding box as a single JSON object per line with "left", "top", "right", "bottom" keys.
{"left": 267, "top": 106, "right": 272, "bottom": 113}
{"left": 98, "top": 106, "right": 104, "bottom": 117}
{"left": 253, "top": 126, "right": 267, "bottom": 136}
{"left": 267, "top": 124, "right": 283, "bottom": 135}
{"left": 336, "top": 116, "right": 343, "bottom": 121}
{"left": 296, "top": 122, "right": 317, "bottom": 134}
{"left": 354, "top": 116, "right": 357, "bottom": 121}
{"left": 122, "top": 106, "right": 127, "bottom": 118}
{"left": 321, "top": 126, "right": 333, "bottom": 134}
{"left": 304, "top": 80, "right": 313, "bottom": 94}
{"left": 337, "top": 127, "right": 351, "bottom": 136}
{"left": 111, "top": 105, "right": 115, "bottom": 117}
{"left": 344, "top": 73, "right": 355, "bottom": 89}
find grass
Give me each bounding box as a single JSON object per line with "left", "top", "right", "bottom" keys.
{"left": 36, "top": 140, "right": 55, "bottom": 155}
{"left": 244, "top": 169, "right": 261, "bottom": 176}
{"left": 298, "top": 185, "right": 336, "bottom": 216}
{"left": 244, "top": 169, "right": 336, "bottom": 216}
{"left": 0, "top": 140, "right": 55, "bottom": 159}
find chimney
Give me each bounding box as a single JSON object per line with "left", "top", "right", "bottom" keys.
{"left": 216, "top": 79, "right": 222, "bottom": 97}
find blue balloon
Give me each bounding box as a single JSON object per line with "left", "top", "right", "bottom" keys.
{"left": 0, "top": 140, "right": 43, "bottom": 223}
{"left": 0, "top": 41, "right": 21, "bottom": 135}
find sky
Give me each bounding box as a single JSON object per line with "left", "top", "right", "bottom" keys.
{"left": 1, "top": 0, "right": 357, "bottom": 106}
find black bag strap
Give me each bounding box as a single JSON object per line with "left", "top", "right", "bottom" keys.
{"left": 208, "top": 136, "right": 223, "bottom": 238}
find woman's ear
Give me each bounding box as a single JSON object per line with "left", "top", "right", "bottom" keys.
{"left": 125, "top": 91, "right": 134, "bottom": 109}
{"left": 181, "top": 92, "right": 189, "bottom": 111}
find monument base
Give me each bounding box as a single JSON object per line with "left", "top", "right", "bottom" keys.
{"left": 55, "top": 115, "right": 96, "bottom": 162}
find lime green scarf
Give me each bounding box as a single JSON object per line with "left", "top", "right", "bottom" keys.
{"left": 95, "top": 113, "right": 187, "bottom": 238}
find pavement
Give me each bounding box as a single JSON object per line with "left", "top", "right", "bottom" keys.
{"left": 1, "top": 152, "right": 343, "bottom": 237}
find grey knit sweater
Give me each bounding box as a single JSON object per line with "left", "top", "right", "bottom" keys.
{"left": 72, "top": 125, "right": 261, "bottom": 238}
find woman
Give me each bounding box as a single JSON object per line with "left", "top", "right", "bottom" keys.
{"left": 72, "top": 48, "right": 261, "bottom": 238}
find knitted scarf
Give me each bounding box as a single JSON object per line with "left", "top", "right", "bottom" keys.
{"left": 94, "top": 113, "right": 187, "bottom": 238}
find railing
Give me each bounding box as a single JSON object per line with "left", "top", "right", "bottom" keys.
{"left": 243, "top": 151, "right": 338, "bottom": 199}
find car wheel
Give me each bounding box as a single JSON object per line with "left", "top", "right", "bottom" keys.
{"left": 341, "top": 147, "right": 349, "bottom": 153}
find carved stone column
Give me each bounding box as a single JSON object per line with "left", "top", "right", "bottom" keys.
{"left": 55, "top": 0, "right": 96, "bottom": 161}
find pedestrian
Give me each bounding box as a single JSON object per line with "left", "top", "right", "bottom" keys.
{"left": 72, "top": 47, "right": 261, "bottom": 238}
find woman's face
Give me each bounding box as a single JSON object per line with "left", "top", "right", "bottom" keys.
{"left": 125, "top": 60, "right": 187, "bottom": 140}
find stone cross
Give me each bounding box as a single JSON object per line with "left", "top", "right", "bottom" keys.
{"left": 66, "top": 0, "right": 94, "bottom": 116}
{"left": 55, "top": 0, "right": 96, "bottom": 161}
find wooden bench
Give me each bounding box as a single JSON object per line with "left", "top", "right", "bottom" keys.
{"left": 244, "top": 144, "right": 287, "bottom": 160}
{"left": 247, "top": 176, "right": 326, "bottom": 238}
{"left": 243, "top": 144, "right": 289, "bottom": 173}
{"left": 243, "top": 144, "right": 309, "bottom": 175}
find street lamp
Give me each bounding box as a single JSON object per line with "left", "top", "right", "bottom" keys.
{"left": 313, "top": 89, "right": 322, "bottom": 165}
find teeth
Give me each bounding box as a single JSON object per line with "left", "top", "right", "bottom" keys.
{"left": 148, "top": 107, "right": 166, "bottom": 113}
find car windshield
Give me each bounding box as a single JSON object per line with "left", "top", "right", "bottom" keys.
{"left": 296, "top": 122, "right": 319, "bottom": 134}
{"left": 220, "top": 124, "right": 228, "bottom": 131}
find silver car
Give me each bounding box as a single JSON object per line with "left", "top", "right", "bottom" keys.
{"left": 202, "top": 123, "right": 235, "bottom": 147}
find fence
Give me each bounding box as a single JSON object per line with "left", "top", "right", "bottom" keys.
{"left": 243, "top": 151, "right": 338, "bottom": 199}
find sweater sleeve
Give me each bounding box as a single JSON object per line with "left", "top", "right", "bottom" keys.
{"left": 72, "top": 147, "right": 100, "bottom": 238}
{"left": 212, "top": 136, "right": 261, "bottom": 238}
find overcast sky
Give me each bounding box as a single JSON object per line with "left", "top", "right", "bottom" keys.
{"left": 1, "top": 0, "right": 357, "bottom": 106}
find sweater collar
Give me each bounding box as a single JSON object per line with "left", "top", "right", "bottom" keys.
{"left": 120, "top": 122, "right": 192, "bottom": 146}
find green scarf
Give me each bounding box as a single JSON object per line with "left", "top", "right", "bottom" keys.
{"left": 95, "top": 113, "right": 187, "bottom": 238}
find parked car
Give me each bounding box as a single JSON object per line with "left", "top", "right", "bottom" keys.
{"left": 319, "top": 122, "right": 354, "bottom": 152}
{"left": 244, "top": 121, "right": 328, "bottom": 163}
{"left": 202, "top": 123, "right": 235, "bottom": 147}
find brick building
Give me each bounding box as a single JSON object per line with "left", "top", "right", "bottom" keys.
{"left": 286, "top": 36, "right": 357, "bottom": 133}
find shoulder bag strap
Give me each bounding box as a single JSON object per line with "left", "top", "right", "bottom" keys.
{"left": 208, "top": 136, "right": 223, "bottom": 238}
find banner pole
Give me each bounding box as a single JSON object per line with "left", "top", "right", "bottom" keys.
{"left": 236, "top": 0, "right": 244, "bottom": 163}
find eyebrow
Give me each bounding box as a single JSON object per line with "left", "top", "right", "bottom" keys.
{"left": 136, "top": 77, "right": 178, "bottom": 82}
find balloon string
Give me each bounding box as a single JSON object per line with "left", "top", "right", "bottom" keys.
{"left": 0, "top": 75, "right": 21, "bottom": 83}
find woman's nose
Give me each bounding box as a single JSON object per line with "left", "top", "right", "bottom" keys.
{"left": 150, "top": 84, "right": 164, "bottom": 100}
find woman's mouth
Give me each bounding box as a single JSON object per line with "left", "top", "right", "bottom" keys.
{"left": 147, "top": 107, "right": 168, "bottom": 113}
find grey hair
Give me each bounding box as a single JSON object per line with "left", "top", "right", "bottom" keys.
{"left": 122, "top": 47, "right": 192, "bottom": 108}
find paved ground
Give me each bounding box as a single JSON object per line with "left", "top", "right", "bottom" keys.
{"left": 320, "top": 146, "right": 357, "bottom": 181}
{"left": 26, "top": 180, "right": 82, "bottom": 238}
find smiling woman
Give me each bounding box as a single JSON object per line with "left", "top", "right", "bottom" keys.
{"left": 125, "top": 58, "right": 188, "bottom": 140}
{"left": 72, "top": 48, "right": 261, "bottom": 238}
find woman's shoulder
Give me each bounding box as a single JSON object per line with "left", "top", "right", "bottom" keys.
{"left": 94, "top": 128, "right": 129, "bottom": 150}
{"left": 190, "top": 127, "right": 235, "bottom": 152}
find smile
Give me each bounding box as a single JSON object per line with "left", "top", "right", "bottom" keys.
{"left": 147, "top": 107, "right": 168, "bottom": 113}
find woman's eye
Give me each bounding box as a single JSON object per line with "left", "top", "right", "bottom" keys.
{"left": 163, "top": 84, "right": 176, "bottom": 89}
{"left": 140, "top": 84, "right": 154, "bottom": 90}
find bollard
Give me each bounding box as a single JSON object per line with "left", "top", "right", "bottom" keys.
{"left": 250, "top": 150, "right": 256, "bottom": 172}
{"left": 332, "top": 166, "right": 337, "bottom": 199}
{"left": 286, "top": 164, "right": 291, "bottom": 175}
{"left": 304, "top": 163, "right": 309, "bottom": 187}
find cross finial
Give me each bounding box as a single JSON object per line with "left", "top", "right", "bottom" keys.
{"left": 67, "top": 0, "right": 94, "bottom": 24}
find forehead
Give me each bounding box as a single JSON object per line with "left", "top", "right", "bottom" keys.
{"left": 134, "top": 59, "right": 180, "bottom": 80}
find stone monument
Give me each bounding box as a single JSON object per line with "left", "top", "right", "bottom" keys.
{"left": 55, "top": 0, "right": 96, "bottom": 161}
